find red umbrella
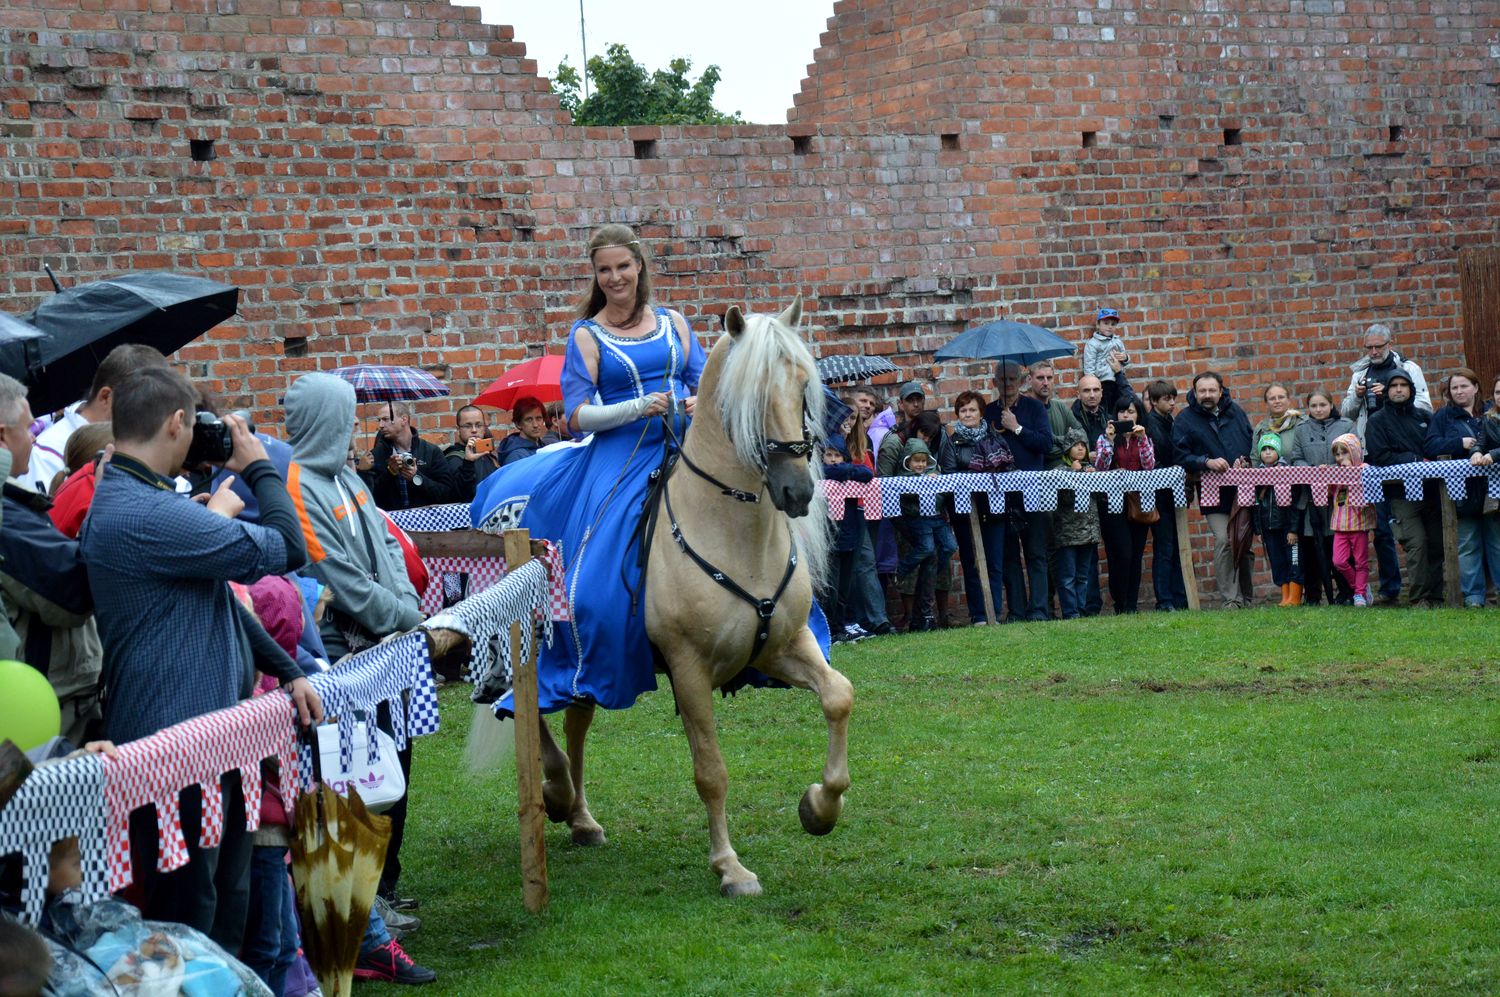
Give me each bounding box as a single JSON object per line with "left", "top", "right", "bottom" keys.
{"left": 473, "top": 354, "right": 564, "bottom": 411}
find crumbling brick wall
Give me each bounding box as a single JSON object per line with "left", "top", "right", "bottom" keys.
{"left": 2, "top": 0, "right": 1494, "bottom": 604}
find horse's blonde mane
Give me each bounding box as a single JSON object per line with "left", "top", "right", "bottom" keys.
{"left": 714, "top": 311, "right": 830, "bottom": 588}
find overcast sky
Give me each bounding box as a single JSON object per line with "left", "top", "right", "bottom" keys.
{"left": 475, "top": 1, "right": 837, "bottom": 124}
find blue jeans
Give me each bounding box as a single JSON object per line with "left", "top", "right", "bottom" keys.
{"left": 1149, "top": 493, "right": 1188, "bottom": 609}
{"left": 1374, "top": 500, "right": 1402, "bottom": 598}
{"left": 1263, "top": 528, "right": 1302, "bottom": 586}
{"left": 360, "top": 906, "right": 392, "bottom": 958}
{"left": 848, "top": 524, "right": 890, "bottom": 628}
{"left": 897, "top": 516, "right": 958, "bottom": 578}
{"left": 243, "top": 846, "right": 299, "bottom": 996}
{"left": 1057, "top": 545, "right": 1093, "bottom": 619}
{"left": 952, "top": 514, "right": 1005, "bottom": 624}
{"left": 1456, "top": 514, "right": 1500, "bottom": 606}
{"left": 1003, "top": 507, "right": 1053, "bottom": 622}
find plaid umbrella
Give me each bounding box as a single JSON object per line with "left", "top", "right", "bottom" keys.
{"left": 815, "top": 354, "right": 898, "bottom": 385}
{"left": 330, "top": 365, "right": 450, "bottom": 403}
{"left": 934, "top": 320, "right": 1073, "bottom": 366}
{"left": 472, "top": 354, "right": 564, "bottom": 411}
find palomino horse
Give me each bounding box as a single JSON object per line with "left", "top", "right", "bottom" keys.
{"left": 536, "top": 297, "right": 854, "bottom": 897}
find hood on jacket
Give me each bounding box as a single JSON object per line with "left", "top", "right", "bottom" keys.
{"left": 285, "top": 373, "right": 357, "bottom": 476}
{"left": 1330, "top": 433, "right": 1364, "bottom": 466}
{"left": 1061, "top": 426, "right": 1089, "bottom": 453}
{"left": 901, "top": 437, "right": 932, "bottom": 471}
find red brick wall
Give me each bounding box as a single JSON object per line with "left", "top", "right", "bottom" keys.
{"left": 2, "top": 0, "right": 1494, "bottom": 605}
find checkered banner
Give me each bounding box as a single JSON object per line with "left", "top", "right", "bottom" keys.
{"left": 417, "top": 543, "right": 569, "bottom": 622}
{"left": 0, "top": 753, "right": 109, "bottom": 924}
{"left": 388, "top": 503, "right": 472, "bottom": 532}
{"left": 1199, "top": 465, "right": 1366, "bottom": 508}
{"left": 102, "top": 691, "right": 301, "bottom": 893}
{"left": 1358, "top": 459, "right": 1500, "bottom": 504}
{"left": 820, "top": 467, "right": 1189, "bottom": 519}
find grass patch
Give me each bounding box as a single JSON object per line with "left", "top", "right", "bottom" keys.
{"left": 377, "top": 608, "right": 1500, "bottom": 994}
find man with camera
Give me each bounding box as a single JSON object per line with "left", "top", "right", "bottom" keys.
{"left": 80, "top": 365, "right": 322, "bottom": 949}
{"left": 1339, "top": 323, "right": 1430, "bottom": 604}
{"left": 442, "top": 404, "right": 499, "bottom": 503}
{"left": 365, "top": 402, "right": 458, "bottom": 511}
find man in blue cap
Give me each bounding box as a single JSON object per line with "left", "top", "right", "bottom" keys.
{"left": 1082, "top": 307, "right": 1129, "bottom": 385}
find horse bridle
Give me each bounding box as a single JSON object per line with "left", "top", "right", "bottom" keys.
{"left": 649, "top": 401, "right": 816, "bottom": 669}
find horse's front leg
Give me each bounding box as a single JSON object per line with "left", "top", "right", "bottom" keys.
{"left": 561, "top": 702, "right": 607, "bottom": 846}
{"left": 669, "top": 657, "right": 761, "bottom": 897}
{"left": 757, "top": 627, "right": 853, "bottom": 836}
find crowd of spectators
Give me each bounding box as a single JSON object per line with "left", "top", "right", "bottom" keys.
{"left": 820, "top": 317, "right": 1500, "bottom": 639}
{"left": 2, "top": 309, "right": 1495, "bottom": 992}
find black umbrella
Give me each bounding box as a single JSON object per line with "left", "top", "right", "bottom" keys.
{"left": 934, "top": 320, "right": 1074, "bottom": 366}
{"left": 0, "top": 272, "right": 239, "bottom": 413}
{"left": 815, "top": 353, "right": 899, "bottom": 385}
{"left": 0, "top": 313, "right": 43, "bottom": 347}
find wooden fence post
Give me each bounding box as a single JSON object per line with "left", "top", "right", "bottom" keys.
{"left": 1439, "top": 492, "right": 1462, "bottom": 608}
{"left": 1175, "top": 504, "right": 1201, "bottom": 611}
{"left": 503, "top": 529, "right": 549, "bottom": 914}
{"left": 968, "top": 506, "right": 998, "bottom": 625}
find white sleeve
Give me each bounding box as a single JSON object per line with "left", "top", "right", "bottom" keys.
{"left": 575, "top": 395, "right": 653, "bottom": 433}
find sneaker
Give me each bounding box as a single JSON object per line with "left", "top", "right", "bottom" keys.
{"left": 843, "top": 624, "right": 872, "bottom": 642}
{"left": 353, "top": 939, "right": 437, "bottom": 985}
{"left": 1352, "top": 594, "right": 1368, "bottom": 606}
{"left": 380, "top": 891, "right": 421, "bottom": 912}
{"left": 868, "top": 621, "right": 895, "bottom": 637}
{"left": 373, "top": 894, "right": 421, "bottom": 936}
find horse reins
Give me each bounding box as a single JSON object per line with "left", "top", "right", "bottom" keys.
{"left": 643, "top": 402, "right": 815, "bottom": 669}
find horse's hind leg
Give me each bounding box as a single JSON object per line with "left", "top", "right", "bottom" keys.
{"left": 562, "top": 702, "right": 606, "bottom": 846}
{"left": 757, "top": 628, "right": 853, "bottom": 836}
{"left": 538, "top": 715, "right": 574, "bottom": 824}
{"left": 669, "top": 658, "right": 761, "bottom": 897}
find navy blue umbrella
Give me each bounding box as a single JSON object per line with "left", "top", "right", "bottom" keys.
{"left": 934, "top": 320, "right": 1074, "bottom": 366}
{"left": 815, "top": 353, "right": 899, "bottom": 385}
{"left": 2, "top": 271, "right": 238, "bottom": 413}
{"left": 0, "top": 313, "right": 44, "bottom": 347}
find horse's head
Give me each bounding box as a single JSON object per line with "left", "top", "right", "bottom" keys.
{"left": 720, "top": 296, "right": 822, "bottom": 518}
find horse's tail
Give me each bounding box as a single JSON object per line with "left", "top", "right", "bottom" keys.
{"left": 464, "top": 703, "right": 516, "bottom": 776}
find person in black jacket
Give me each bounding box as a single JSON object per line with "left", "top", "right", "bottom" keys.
{"left": 1172, "top": 371, "right": 1255, "bottom": 608}
{"left": 367, "top": 402, "right": 460, "bottom": 510}
{"left": 1365, "top": 371, "right": 1443, "bottom": 605}
{"left": 1144, "top": 380, "right": 1188, "bottom": 610}
{"left": 442, "top": 404, "right": 500, "bottom": 503}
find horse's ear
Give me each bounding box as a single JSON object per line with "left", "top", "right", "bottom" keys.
{"left": 776, "top": 294, "right": 803, "bottom": 329}
{"left": 725, "top": 305, "right": 746, "bottom": 338}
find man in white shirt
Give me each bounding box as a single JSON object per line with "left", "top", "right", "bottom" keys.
{"left": 27, "top": 344, "right": 167, "bottom": 492}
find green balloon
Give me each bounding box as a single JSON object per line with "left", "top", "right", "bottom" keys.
{"left": 0, "top": 659, "right": 61, "bottom": 751}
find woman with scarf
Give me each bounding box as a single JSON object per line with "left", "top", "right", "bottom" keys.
{"left": 948, "top": 391, "right": 1013, "bottom": 624}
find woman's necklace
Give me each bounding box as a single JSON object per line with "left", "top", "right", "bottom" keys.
{"left": 598, "top": 306, "right": 649, "bottom": 338}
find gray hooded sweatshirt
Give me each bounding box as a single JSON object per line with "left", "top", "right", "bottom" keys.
{"left": 285, "top": 373, "right": 422, "bottom": 658}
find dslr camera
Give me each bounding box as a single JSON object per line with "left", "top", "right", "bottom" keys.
{"left": 185, "top": 410, "right": 255, "bottom": 466}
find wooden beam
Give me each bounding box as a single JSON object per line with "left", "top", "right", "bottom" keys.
{"left": 406, "top": 529, "right": 507, "bottom": 559}
{"left": 1176, "top": 505, "right": 1201, "bottom": 611}
{"left": 1439, "top": 491, "right": 1462, "bottom": 608}
{"left": 503, "top": 529, "right": 548, "bottom": 913}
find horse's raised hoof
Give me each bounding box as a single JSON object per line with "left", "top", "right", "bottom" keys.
{"left": 570, "top": 826, "right": 607, "bottom": 847}
{"left": 720, "top": 877, "right": 763, "bottom": 898}
{"left": 798, "top": 786, "right": 841, "bottom": 836}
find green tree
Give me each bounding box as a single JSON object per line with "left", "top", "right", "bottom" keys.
{"left": 551, "top": 43, "right": 743, "bottom": 126}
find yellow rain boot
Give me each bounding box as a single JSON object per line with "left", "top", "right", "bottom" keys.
{"left": 1278, "top": 583, "right": 1291, "bottom": 606}
{"left": 1287, "top": 582, "right": 1304, "bottom": 606}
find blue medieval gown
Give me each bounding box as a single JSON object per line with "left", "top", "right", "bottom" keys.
{"left": 473, "top": 307, "right": 830, "bottom": 714}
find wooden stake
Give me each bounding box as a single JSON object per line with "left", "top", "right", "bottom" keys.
{"left": 1439, "top": 491, "right": 1462, "bottom": 608}
{"left": 968, "top": 507, "right": 998, "bottom": 625}
{"left": 1176, "top": 505, "right": 1201, "bottom": 611}
{"left": 503, "top": 529, "right": 548, "bottom": 913}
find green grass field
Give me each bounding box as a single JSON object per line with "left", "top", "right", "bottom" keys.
{"left": 373, "top": 608, "right": 1499, "bottom": 995}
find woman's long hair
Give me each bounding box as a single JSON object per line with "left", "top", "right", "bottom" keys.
{"left": 575, "top": 223, "right": 653, "bottom": 327}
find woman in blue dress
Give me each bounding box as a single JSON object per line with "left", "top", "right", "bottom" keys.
{"left": 473, "top": 224, "right": 706, "bottom": 714}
